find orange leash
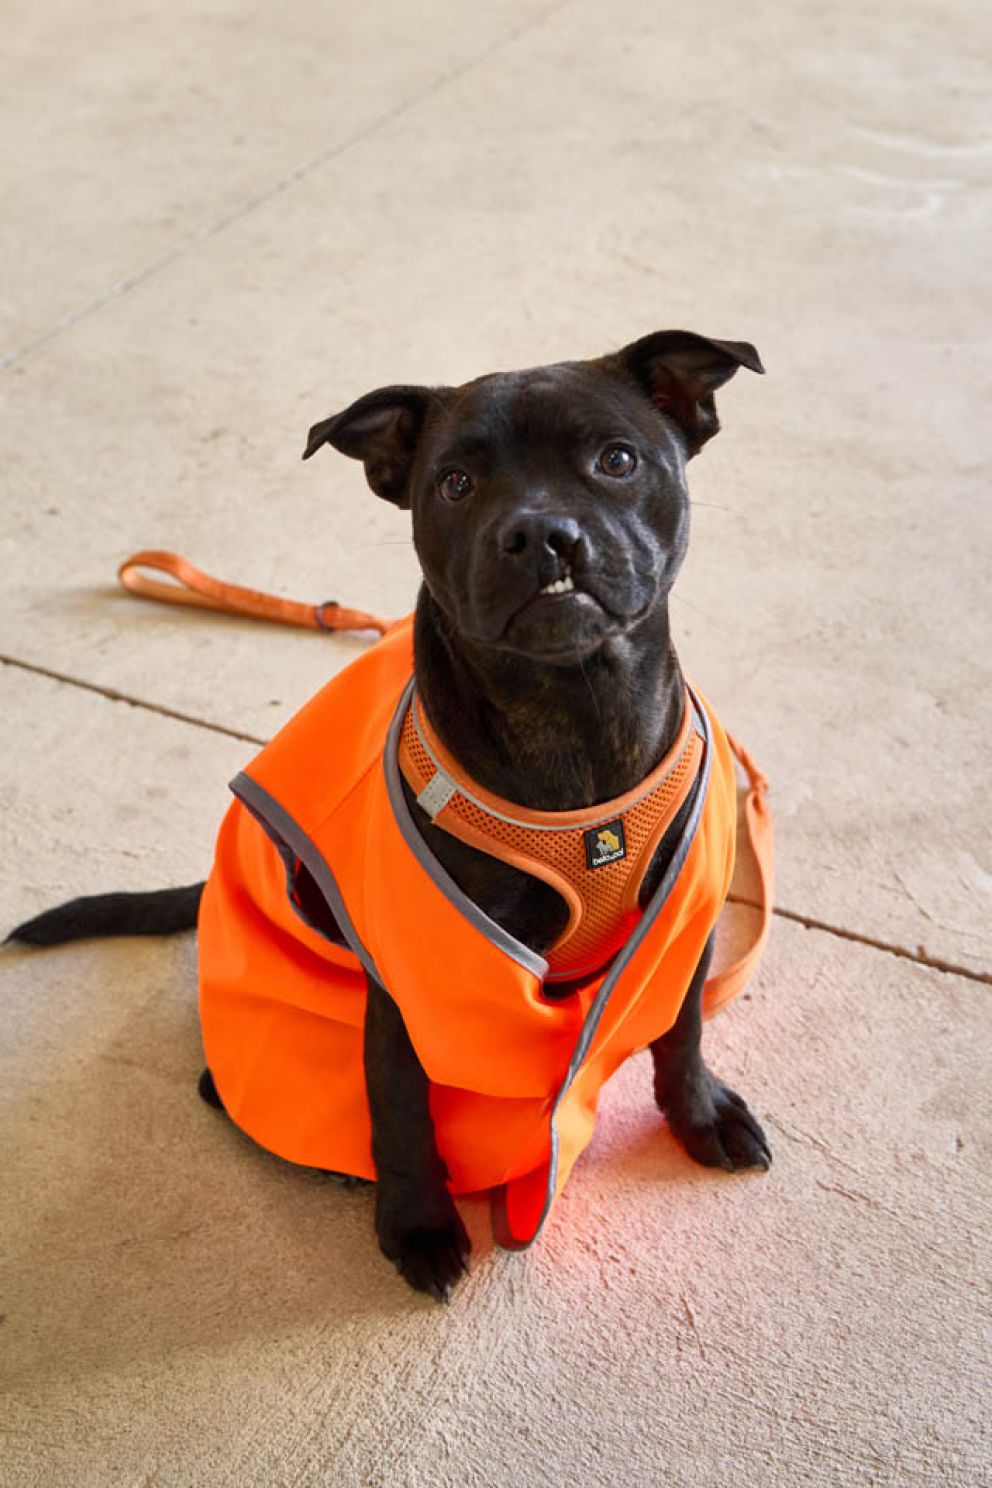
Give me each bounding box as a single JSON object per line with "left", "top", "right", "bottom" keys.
{"left": 117, "top": 550, "right": 394, "bottom": 636}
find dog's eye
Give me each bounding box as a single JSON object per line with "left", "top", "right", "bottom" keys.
{"left": 598, "top": 445, "right": 637, "bottom": 478}
{"left": 438, "top": 469, "right": 474, "bottom": 502}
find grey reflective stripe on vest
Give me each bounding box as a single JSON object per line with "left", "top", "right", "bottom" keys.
{"left": 383, "top": 680, "right": 549, "bottom": 980}
{"left": 491, "top": 686, "right": 714, "bottom": 1250}
{"left": 230, "top": 771, "right": 383, "bottom": 985}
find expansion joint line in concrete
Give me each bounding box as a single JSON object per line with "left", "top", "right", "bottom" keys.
{"left": 0, "top": 0, "right": 573, "bottom": 375}
{"left": 727, "top": 895, "right": 991, "bottom": 987}
{"left": 0, "top": 653, "right": 265, "bottom": 747}
{"left": 4, "top": 651, "right": 989, "bottom": 988}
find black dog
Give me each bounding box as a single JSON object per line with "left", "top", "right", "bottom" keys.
{"left": 10, "top": 329, "right": 771, "bottom": 1300}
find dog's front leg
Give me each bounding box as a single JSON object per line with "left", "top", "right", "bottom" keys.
{"left": 650, "top": 934, "right": 772, "bottom": 1171}
{"left": 363, "top": 975, "right": 471, "bottom": 1299}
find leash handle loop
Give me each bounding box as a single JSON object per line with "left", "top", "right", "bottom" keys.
{"left": 117, "top": 550, "right": 393, "bottom": 636}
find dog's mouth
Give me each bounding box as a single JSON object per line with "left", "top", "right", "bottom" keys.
{"left": 516, "top": 564, "right": 602, "bottom": 619}
{"left": 497, "top": 566, "right": 620, "bottom": 661}
{"left": 455, "top": 553, "right": 656, "bottom": 664}
{"left": 536, "top": 565, "right": 577, "bottom": 598}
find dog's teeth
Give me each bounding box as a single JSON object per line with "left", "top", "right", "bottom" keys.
{"left": 540, "top": 573, "right": 576, "bottom": 596}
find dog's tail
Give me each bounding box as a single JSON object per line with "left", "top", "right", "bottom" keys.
{"left": 6, "top": 883, "right": 205, "bottom": 948}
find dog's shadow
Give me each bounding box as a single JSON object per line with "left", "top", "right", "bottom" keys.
{"left": 2, "top": 935, "right": 494, "bottom": 1391}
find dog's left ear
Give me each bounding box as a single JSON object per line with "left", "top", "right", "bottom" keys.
{"left": 607, "top": 330, "right": 764, "bottom": 455}
{"left": 303, "top": 384, "right": 450, "bottom": 508}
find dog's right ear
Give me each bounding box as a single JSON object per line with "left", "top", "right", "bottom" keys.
{"left": 303, "top": 385, "right": 449, "bottom": 509}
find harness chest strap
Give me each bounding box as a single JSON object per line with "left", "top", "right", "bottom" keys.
{"left": 398, "top": 693, "right": 706, "bottom": 980}
{"left": 398, "top": 691, "right": 774, "bottom": 998}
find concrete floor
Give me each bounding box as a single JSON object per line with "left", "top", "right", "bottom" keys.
{"left": 1, "top": 2, "right": 989, "bottom": 1484}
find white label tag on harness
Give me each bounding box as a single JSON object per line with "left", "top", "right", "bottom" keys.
{"left": 417, "top": 769, "right": 458, "bottom": 819}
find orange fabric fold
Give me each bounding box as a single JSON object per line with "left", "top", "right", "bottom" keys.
{"left": 702, "top": 733, "right": 774, "bottom": 1018}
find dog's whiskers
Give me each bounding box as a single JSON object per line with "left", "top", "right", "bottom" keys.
{"left": 577, "top": 656, "right": 605, "bottom": 729}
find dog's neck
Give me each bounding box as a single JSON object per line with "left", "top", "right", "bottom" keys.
{"left": 413, "top": 588, "right": 685, "bottom": 811}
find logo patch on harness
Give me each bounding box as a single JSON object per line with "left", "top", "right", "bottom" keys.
{"left": 585, "top": 819, "right": 626, "bottom": 869}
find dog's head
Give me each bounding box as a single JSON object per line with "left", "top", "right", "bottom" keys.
{"left": 304, "top": 331, "right": 762, "bottom": 664}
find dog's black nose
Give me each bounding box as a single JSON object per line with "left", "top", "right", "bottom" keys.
{"left": 500, "top": 512, "right": 582, "bottom": 561}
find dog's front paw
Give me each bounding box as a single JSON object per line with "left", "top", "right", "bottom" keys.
{"left": 659, "top": 1067, "right": 772, "bottom": 1173}
{"left": 375, "top": 1179, "right": 471, "bottom": 1301}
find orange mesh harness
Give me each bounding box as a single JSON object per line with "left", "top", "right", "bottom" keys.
{"left": 398, "top": 693, "right": 705, "bottom": 981}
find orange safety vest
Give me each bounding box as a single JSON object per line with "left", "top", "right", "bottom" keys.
{"left": 198, "top": 614, "right": 773, "bottom": 1248}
